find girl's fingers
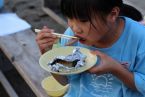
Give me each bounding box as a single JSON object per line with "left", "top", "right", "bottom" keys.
{"left": 36, "top": 26, "right": 56, "bottom": 39}
{"left": 37, "top": 37, "right": 58, "bottom": 45}
{"left": 39, "top": 41, "right": 55, "bottom": 53}
{"left": 41, "top": 28, "right": 53, "bottom": 33}
{"left": 39, "top": 41, "right": 55, "bottom": 49}
{"left": 36, "top": 32, "right": 57, "bottom": 42}
{"left": 42, "top": 26, "right": 55, "bottom": 33}
{"left": 90, "top": 50, "right": 104, "bottom": 56}
{"left": 90, "top": 50, "right": 100, "bottom": 55}
{"left": 36, "top": 26, "right": 57, "bottom": 54}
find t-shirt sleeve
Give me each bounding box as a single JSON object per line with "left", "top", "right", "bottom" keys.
{"left": 134, "top": 52, "right": 145, "bottom": 95}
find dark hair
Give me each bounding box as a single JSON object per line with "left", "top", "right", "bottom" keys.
{"left": 120, "top": 4, "right": 143, "bottom": 21}
{"left": 60, "top": 0, "right": 143, "bottom": 22}
{"left": 61, "top": 0, "right": 123, "bottom": 22}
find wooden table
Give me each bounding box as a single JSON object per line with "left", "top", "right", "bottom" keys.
{"left": 0, "top": 29, "right": 51, "bottom": 97}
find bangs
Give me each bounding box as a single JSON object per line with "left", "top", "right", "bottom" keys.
{"left": 61, "top": 0, "right": 123, "bottom": 22}
{"left": 61, "top": 0, "right": 90, "bottom": 20}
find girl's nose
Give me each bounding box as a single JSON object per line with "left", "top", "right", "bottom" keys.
{"left": 68, "top": 20, "right": 81, "bottom": 34}
{"left": 72, "top": 25, "right": 81, "bottom": 34}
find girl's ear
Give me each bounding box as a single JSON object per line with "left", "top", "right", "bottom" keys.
{"left": 107, "top": 7, "right": 120, "bottom": 22}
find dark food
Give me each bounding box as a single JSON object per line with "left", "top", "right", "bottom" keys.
{"left": 49, "top": 59, "right": 80, "bottom": 67}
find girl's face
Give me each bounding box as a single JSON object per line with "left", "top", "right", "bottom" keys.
{"left": 68, "top": 16, "right": 115, "bottom": 47}
{"left": 67, "top": 7, "right": 120, "bottom": 47}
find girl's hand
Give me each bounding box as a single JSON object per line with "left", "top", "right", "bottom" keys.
{"left": 88, "top": 50, "right": 120, "bottom": 75}
{"left": 36, "top": 26, "right": 58, "bottom": 54}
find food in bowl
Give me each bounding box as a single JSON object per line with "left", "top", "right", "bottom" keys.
{"left": 48, "top": 47, "right": 87, "bottom": 72}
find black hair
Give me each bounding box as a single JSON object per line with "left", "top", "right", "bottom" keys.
{"left": 120, "top": 4, "right": 143, "bottom": 21}
{"left": 60, "top": 0, "right": 143, "bottom": 22}
{"left": 61, "top": 0, "right": 123, "bottom": 22}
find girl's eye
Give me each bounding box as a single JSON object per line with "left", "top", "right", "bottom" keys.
{"left": 79, "top": 19, "right": 88, "bottom": 22}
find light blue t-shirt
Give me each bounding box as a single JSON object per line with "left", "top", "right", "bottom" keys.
{"left": 61, "top": 17, "right": 145, "bottom": 97}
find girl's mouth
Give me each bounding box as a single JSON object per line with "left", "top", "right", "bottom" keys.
{"left": 77, "top": 36, "right": 86, "bottom": 43}
{"left": 65, "top": 36, "right": 86, "bottom": 46}
{"left": 79, "top": 38, "right": 86, "bottom": 42}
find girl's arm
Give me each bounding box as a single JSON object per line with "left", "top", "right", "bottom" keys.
{"left": 111, "top": 63, "right": 136, "bottom": 90}
{"left": 89, "top": 50, "right": 136, "bottom": 90}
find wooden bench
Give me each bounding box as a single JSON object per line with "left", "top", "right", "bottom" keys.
{"left": 41, "top": 0, "right": 67, "bottom": 29}
{"left": 0, "top": 70, "right": 18, "bottom": 97}
{"left": 0, "top": 29, "right": 51, "bottom": 97}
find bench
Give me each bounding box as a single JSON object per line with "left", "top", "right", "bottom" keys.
{"left": 0, "top": 29, "right": 51, "bottom": 97}
{"left": 0, "top": 70, "right": 18, "bottom": 97}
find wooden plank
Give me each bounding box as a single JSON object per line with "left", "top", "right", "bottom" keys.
{"left": 0, "top": 70, "right": 18, "bottom": 97}
{"left": 41, "top": 0, "right": 68, "bottom": 28}
{"left": 0, "top": 29, "right": 51, "bottom": 97}
{"left": 42, "top": 7, "right": 68, "bottom": 29}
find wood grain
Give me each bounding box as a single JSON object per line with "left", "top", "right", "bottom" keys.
{"left": 0, "top": 29, "right": 51, "bottom": 97}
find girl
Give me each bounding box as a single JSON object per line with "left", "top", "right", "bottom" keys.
{"left": 36, "top": 0, "right": 145, "bottom": 97}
